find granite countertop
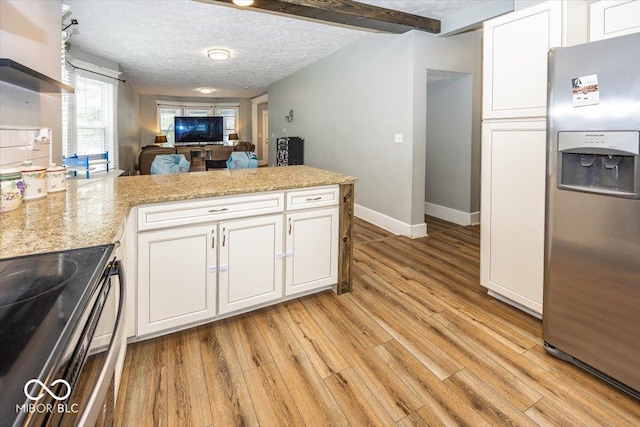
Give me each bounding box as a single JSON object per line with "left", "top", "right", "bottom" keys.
{"left": 0, "top": 166, "right": 356, "bottom": 259}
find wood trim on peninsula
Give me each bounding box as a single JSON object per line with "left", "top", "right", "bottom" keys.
{"left": 337, "top": 182, "right": 354, "bottom": 294}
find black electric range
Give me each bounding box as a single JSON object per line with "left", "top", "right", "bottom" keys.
{"left": 0, "top": 245, "right": 113, "bottom": 427}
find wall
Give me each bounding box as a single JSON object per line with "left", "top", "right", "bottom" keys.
{"left": 425, "top": 74, "right": 473, "bottom": 215}
{"left": 118, "top": 82, "right": 141, "bottom": 176}
{"left": 139, "top": 95, "right": 252, "bottom": 147}
{"left": 268, "top": 29, "right": 482, "bottom": 234}
{"left": 0, "top": 0, "right": 63, "bottom": 163}
{"left": 269, "top": 33, "right": 415, "bottom": 228}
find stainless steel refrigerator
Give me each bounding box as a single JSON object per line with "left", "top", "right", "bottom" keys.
{"left": 544, "top": 32, "right": 640, "bottom": 399}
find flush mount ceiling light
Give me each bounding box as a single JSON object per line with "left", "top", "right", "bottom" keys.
{"left": 232, "top": 0, "right": 254, "bottom": 6}
{"left": 207, "top": 48, "right": 230, "bottom": 60}
{"left": 198, "top": 87, "right": 215, "bottom": 94}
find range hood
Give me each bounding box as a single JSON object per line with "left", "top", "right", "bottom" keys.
{"left": 0, "top": 58, "right": 73, "bottom": 93}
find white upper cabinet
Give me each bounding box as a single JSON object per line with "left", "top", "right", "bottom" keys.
{"left": 590, "top": 0, "right": 640, "bottom": 41}
{"left": 483, "top": 1, "right": 563, "bottom": 120}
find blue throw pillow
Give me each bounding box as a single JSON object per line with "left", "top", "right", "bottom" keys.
{"left": 150, "top": 154, "right": 190, "bottom": 174}
{"left": 226, "top": 152, "right": 258, "bottom": 169}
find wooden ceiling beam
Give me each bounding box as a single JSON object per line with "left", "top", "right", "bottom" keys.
{"left": 208, "top": 0, "right": 441, "bottom": 34}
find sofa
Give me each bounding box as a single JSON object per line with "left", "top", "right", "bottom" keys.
{"left": 136, "top": 145, "right": 237, "bottom": 175}
{"left": 137, "top": 146, "right": 177, "bottom": 175}
{"left": 234, "top": 141, "right": 256, "bottom": 152}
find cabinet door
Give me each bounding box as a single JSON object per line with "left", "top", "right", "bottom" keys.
{"left": 285, "top": 207, "right": 338, "bottom": 296}
{"left": 137, "top": 224, "right": 216, "bottom": 336}
{"left": 218, "top": 215, "right": 284, "bottom": 315}
{"left": 480, "top": 121, "right": 546, "bottom": 316}
{"left": 590, "top": 0, "right": 640, "bottom": 41}
{"left": 483, "top": 1, "right": 562, "bottom": 119}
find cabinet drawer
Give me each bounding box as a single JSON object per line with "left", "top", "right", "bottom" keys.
{"left": 138, "top": 192, "right": 284, "bottom": 231}
{"left": 286, "top": 185, "right": 339, "bottom": 210}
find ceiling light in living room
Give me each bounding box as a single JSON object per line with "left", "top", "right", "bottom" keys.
{"left": 198, "top": 87, "right": 215, "bottom": 94}
{"left": 232, "top": 0, "right": 254, "bottom": 6}
{"left": 207, "top": 49, "right": 230, "bottom": 60}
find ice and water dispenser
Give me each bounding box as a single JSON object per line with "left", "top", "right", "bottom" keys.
{"left": 557, "top": 131, "right": 640, "bottom": 199}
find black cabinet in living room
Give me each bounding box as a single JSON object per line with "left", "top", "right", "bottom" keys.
{"left": 276, "top": 137, "right": 304, "bottom": 166}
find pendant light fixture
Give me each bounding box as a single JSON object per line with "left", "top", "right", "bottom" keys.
{"left": 232, "top": 0, "right": 254, "bottom": 6}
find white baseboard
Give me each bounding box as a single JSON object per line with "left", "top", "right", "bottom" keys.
{"left": 354, "top": 204, "right": 427, "bottom": 238}
{"left": 425, "top": 202, "right": 480, "bottom": 226}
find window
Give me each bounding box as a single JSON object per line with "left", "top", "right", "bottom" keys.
{"left": 215, "top": 107, "right": 239, "bottom": 143}
{"left": 157, "top": 102, "right": 239, "bottom": 144}
{"left": 62, "top": 59, "right": 118, "bottom": 170}
{"left": 158, "top": 106, "right": 182, "bottom": 144}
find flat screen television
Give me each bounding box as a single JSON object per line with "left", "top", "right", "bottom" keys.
{"left": 174, "top": 116, "right": 224, "bottom": 145}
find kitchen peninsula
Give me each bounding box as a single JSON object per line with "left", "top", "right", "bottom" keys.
{"left": 0, "top": 166, "right": 356, "bottom": 337}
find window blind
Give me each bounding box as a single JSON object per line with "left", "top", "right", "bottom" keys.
{"left": 62, "top": 65, "right": 118, "bottom": 170}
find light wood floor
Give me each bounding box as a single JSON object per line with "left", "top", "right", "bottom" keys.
{"left": 424, "top": 215, "right": 464, "bottom": 235}
{"left": 115, "top": 218, "right": 640, "bottom": 426}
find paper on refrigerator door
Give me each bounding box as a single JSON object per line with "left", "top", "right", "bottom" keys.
{"left": 572, "top": 74, "right": 599, "bottom": 107}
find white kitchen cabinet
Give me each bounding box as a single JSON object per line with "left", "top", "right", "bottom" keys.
{"left": 137, "top": 224, "right": 216, "bottom": 336}
{"left": 590, "top": 0, "right": 640, "bottom": 41}
{"left": 480, "top": 121, "right": 546, "bottom": 316}
{"left": 482, "top": 1, "right": 562, "bottom": 120}
{"left": 132, "top": 187, "right": 340, "bottom": 337}
{"left": 218, "top": 214, "right": 284, "bottom": 315}
{"left": 285, "top": 207, "right": 338, "bottom": 296}
{"left": 286, "top": 186, "right": 339, "bottom": 211}
{"left": 137, "top": 192, "right": 284, "bottom": 231}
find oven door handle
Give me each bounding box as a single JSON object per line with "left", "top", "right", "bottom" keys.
{"left": 78, "top": 259, "right": 126, "bottom": 427}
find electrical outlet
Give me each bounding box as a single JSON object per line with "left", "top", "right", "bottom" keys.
{"left": 394, "top": 133, "right": 403, "bottom": 143}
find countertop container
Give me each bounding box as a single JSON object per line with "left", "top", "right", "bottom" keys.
{"left": 46, "top": 163, "right": 66, "bottom": 193}
{"left": 20, "top": 162, "right": 47, "bottom": 200}
{"left": 0, "top": 169, "right": 24, "bottom": 212}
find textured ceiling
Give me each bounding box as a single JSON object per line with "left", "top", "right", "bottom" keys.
{"left": 62, "top": 0, "right": 490, "bottom": 99}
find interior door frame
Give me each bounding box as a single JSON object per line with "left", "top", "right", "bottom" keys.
{"left": 251, "top": 94, "right": 268, "bottom": 164}
{"left": 261, "top": 109, "right": 269, "bottom": 165}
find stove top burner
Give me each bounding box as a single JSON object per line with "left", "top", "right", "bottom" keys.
{"left": 0, "top": 258, "right": 78, "bottom": 308}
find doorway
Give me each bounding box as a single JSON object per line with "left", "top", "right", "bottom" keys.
{"left": 425, "top": 70, "right": 474, "bottom": 226}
